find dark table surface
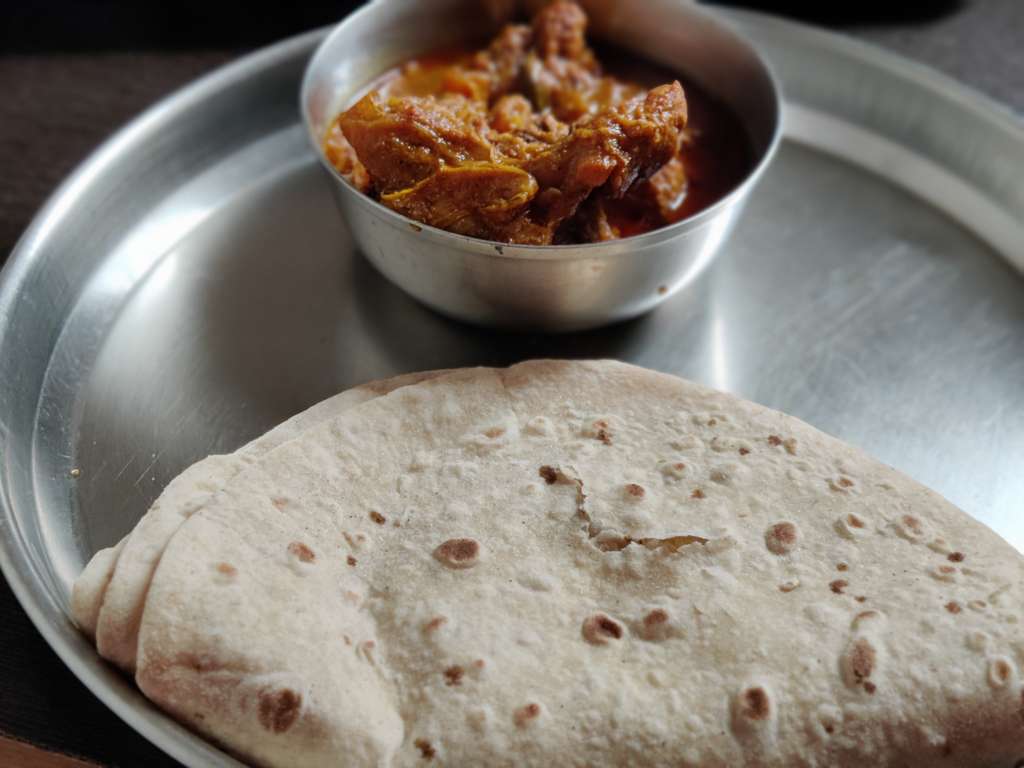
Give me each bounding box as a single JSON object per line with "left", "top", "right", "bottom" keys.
{"left": 1, "top": 1, "right": 1021, "bottom": 765}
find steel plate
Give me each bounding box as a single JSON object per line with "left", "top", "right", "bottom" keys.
{"left": 1, "top": 11, "right": 1023, "bottom": 767}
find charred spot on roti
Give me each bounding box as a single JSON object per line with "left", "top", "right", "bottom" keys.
{"left": 652, "top": 534, "right": 710, "bottom": 551}
{"left": 835, "top": 512, "right": 870, "bottom": 541}
{"left": 897, "top": 514, "right": 927, "bottom": 541}
{"left": 842, "top": 636, "right": 878, "bottom": 690}
{"left": 836, "top": 563, "right": 848, "bottom": 572}
{"left": 931, "top": 564, "right": 959, "bottom": 582}
{"left": 691, "top": 488, "right": 706, "bottom": 499}
{"left": 638, "top": 608, "right": 676, "bottom": 641}
{"left": 764, "top": 521, "right": 798, "bottom": 555}
{"left": 709, "top": 469, "right": 731, "bottom": 485}
{"left": 582, "top": 418, "right": 613, "bottom": 445}
{"left": 988, "top": 657, "right": 1016, "bottom": 689}
{"left": 946, "top": 601, "right": 962, "bottom": 614}
{"left": 854, "top": 595, "right": 867, "bottom": 603}
{"left": 347, "top": 555, "right": 358, "bottom": 567}
{"left": 287, "top": 542, "right": 315, "bottom": 563}
{"left": 582, "top": 614, "right": 623, "bottom": 645}
{"left": 369, "top": 510, "right": 387, "bottom": 525}
{"left": 214, "top": 562, "right": 237, "bottom": 579}
{"left": 342, "top": 531, "right": 369, "bottom": 551}
{"left": 948, "top": 551, "right": 966, "bottom": 563}
{"left": 830, "top": 579, "right": 848, "bottom": 595}
{"left": 738, "top": 446, "right": 750, "bottom": 456}
{"left": 593, "top": 532, "right": 632, "bottom": 552}
{"left": 514, "top": 702, "right": 541, "bottom": 727}
{"left": 658, "top": 460, "right": 687, "bottom": 480}
{"left": 483, "top": 426, "right": 506, "bottom": 438}
{"left": 594, "top": 531, "right": 708, "bottom": 555}
{"left": 414, "top": 738, "right": 435, "bottom": 760}
{"left": 624, "top": 483, "right": 645, "bottom": 499}
{"left": 444, "top": 665, "right": 465, "bottom": 686}
{"left": 539, "top": 465, "right": 558, "bottom": 484}
{"left": 827, "top": 477, "right": 855, "bottom": 493}
{"left": 434, "top": 538, "right": 480, "bottom": 569}
{"left": 767, "top": 435, "right": 782, "bottom": 447}
{"left": 731, "top": 684, "right": 775, "bottom": 734}
{"left": 257, "top": 688, "right": 302, "bottom": 733}
{"left": 423, "top": 616, "right": 448, "bottom": 635}
{"left": 740, "top": 687, "right": 771, "bottom": 720}
{"left": 644, "top": 609, "right": 669, "bottom": 626}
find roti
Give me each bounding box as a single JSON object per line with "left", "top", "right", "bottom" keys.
{"left": 87, "top": 361, "right": 1024, "bottom": 766}
{"left": 71, "top": 370, "right": 446, "bottom": 671}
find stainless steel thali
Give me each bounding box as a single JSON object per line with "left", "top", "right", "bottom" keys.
{"left": 1, "top": 10, "right": 1023, "bottom": 767}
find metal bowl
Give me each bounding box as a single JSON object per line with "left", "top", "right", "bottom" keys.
{"left": 301, "top": 0, "right": 781, "bottom": 332}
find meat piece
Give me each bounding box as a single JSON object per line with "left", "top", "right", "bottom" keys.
{"left": 521, "top": 82, "right": 688, "bottom": 228}
{"left": 520, "top": 1, "right": 605, "bottom": 121}
{"left": 489, "top": 94, "right": 535, "bottom": 133}
{"left": 646, "top": 155, "right": 689, "bottom": 217}
{"left": 381, "top": 162, "right": 543, "bottom": 243}
{"left": 386, "top": 24, "right": 532, "bottom": 104}
{"left": 339, "top": 93, "right": 493, "bottom": 193}
{"left": 438, "top": 68, "right": 493, "bottom": 102}
{"left": 524, "top": 54, "right": 599, "bottom": 122}
{"left": 360, "top": 82, "right": 686, "bottom": 244}
{"left": 482, "top": 23, "right": 534, "bottom": 98}
{"left": 566, "top": 152, "right": 689, "bottom": 242}
{"left": 623, "top": 154, "right": 689, "bottom": 224}
{"left": 487, "top": 96, "right": 570, "bottom": 162}
{"left": 569, "top": 197, "right": 618, "bottom": 242}
{"left": 533, "top": 0, "right": 590, "bottom": 61}
{"left": 323, "top": 120, "right": 371, "bottom": 193}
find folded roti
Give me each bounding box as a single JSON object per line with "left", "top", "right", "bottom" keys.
{"left": 71, "top": 370, "right": 445, "bottom": 671}
{"left": 102, "top": 361, "right": 1024, "bottom": 766}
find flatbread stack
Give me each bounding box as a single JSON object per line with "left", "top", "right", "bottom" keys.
{"left": 72, "top": 360, "right": 1024, "bottom": 767}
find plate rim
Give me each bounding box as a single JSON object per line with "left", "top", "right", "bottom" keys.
{"left": 1, "top": 10, "right": 1022, "bottom": 767}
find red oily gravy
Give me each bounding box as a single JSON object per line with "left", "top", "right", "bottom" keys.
{"left": 324, "top": 40, "right": 752, "bottom": 242}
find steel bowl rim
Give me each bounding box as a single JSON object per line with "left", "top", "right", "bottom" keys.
{"left": 299, "top": 0, "right": 783, "bottom": 262}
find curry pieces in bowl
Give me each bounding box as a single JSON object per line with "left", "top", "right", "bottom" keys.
{"left": 325, "top": 1, "right": 749, "bottom": 245}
